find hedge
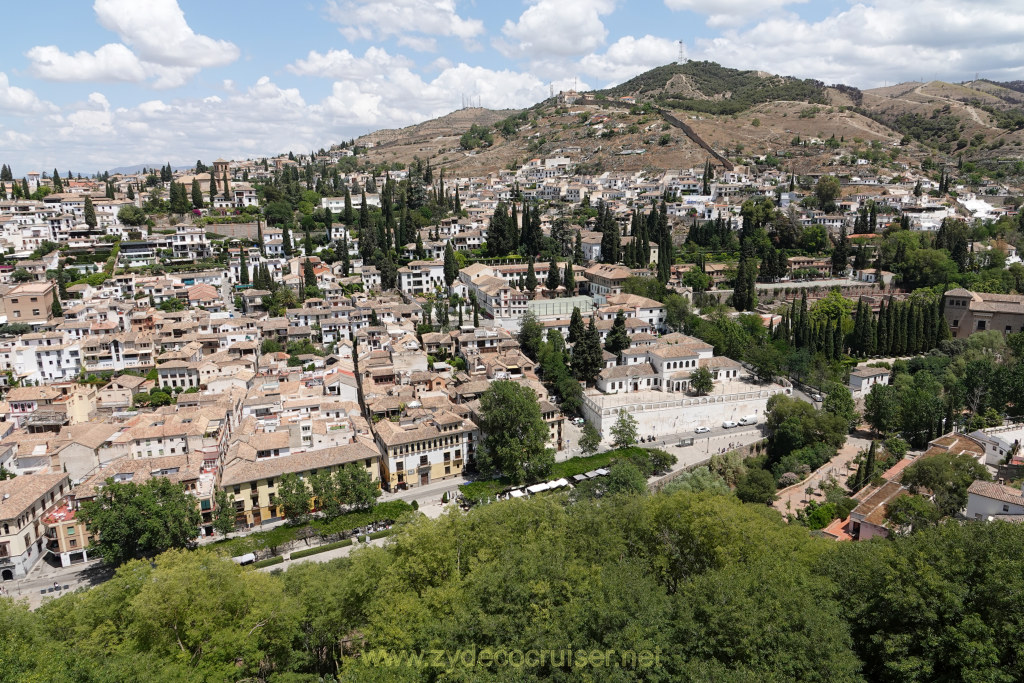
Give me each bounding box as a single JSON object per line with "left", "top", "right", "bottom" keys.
{"left": 289, "top": 538, "right": 353, "bottom": 560}
{"left": 252, "top": 556, "right": 284, "bottom": 568}
{"left": 368, "top": 529, "right": 394, "bottom": 540}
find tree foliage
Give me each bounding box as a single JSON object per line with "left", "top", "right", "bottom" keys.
{"left": 477, "top": 380, "right": 554, "bottom": 484}
{"left": 77, "top": 477, "right": 201, "bottom": 566}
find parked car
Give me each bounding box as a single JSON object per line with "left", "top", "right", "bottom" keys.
{"left": 811, "top": 393, "right": 823, "bottom": 402}
{"left": 572, "top": 417, "right": 585, "bottom": 426}
{"left": 722, "top": 420, "right": 738, "bottom": 429}
{"left": 694, "top": 426, "right": 710, "bottom": 434}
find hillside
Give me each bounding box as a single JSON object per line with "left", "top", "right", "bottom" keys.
{"left": 597, "top": 60, "right": 836, "bottom": 115}
{"left": 857, "top": 80, "right": 1024, "bottom": 160}
{"left": 344, "top": 61, "right": 1024, "bottom": 181}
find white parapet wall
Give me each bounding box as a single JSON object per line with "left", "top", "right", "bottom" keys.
{"left": 581, "top": 384, "right": 792, "bottom": 438}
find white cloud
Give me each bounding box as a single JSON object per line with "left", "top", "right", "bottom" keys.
{"left": 287, "top": 48, "right": 414, "bottom": 79}
{"left": 25, "top": 0, "right": 236, "bottom": 88}
{"left": 692, "top": 0, "right": 1024, "bottom": 87}
{"left": 325, "top": 0, "right": 483, "bottom": 50}
{"left": 578, "top": 35, "right": 678, "bottom": 85}
{"left": 664, "top": 0, "right": 807, "bottom": 28}
{"left": 0, "top": 72, "right": 56, "bottom": 113}
{"left": 498, "top": 0, "right": 617, "bottom": 60}
{"left": 93, "top": 0, "right": 239, "bottom": 68}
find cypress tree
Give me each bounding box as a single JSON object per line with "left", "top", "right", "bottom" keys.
{"left": 563, "top": 259, "right": 575, "bottom": 295}
{"left": 240, "top": 253, "right": 250, "bottom": 285}
{"left": 526, "top": 258, "right": 538, "bottom": 294}
{"left": 876, "top": 301, "right": 889, "bottom": 356}
{"left": 84, "top": 195, "right": 97, "bottom": 229}
{"left": 282, "top": 223, "right": 293, "bottom": 256}
{"left": 568, "top": 307, "right": 584, "bottom": 344}
{"left": 341, "top": 233, "right": 351, "bottom": 276}
{"left": 343, "top": 186, "right": 354, "bottom": 224}
{"left": 358, "top": 192, "right": 374, "bottom": 258}
{"left": 21, "top": 178, "right": 30, "bottom": 197}
{"left": 52, "top": 168, "right": 63, "bottom": 193}
{"left": 191, "top": 178, "right": 204, "bottom": 208}
{"left": 209, "top": 171, "right": 217, "bottom": 203}
{"left": 546, "top": 255, "right": 560, "bottom": 293}
{"left": 443, "top": 242, "right": 458, "bottom": 288}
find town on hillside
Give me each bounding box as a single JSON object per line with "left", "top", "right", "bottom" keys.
{"left": 0, "top": 144, "right": 1022, "bottom": 593}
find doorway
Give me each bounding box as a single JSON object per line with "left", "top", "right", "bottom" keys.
{"left": 1, "top": 569, "right": 12, "bottom": 581}
{"left": 420, "top": 472, "right": 429, "bottom": 486}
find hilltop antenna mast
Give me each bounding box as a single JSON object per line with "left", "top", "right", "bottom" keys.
{"left": 678, "top": 40, "right": 684, "bottom": 65}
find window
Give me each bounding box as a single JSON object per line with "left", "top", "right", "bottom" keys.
{"left": 978, "top": 320, "right": 987, "bottom": 330}
{"left": 1004, "top": 504, "right": 1011, "bottom": 512}
{"left": 69, "top": 539, "right": 77, "bottom": 548}
{"left": 66, "top": 526, "right": 75, "bottom": 536}
{"left": 952, "top": 318, "right": 958, "bottom": 327}
{"left": 233, "top": 486, "right": 240, "bottom": 495}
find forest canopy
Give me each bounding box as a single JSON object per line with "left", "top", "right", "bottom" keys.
{"left": 2, "top": 489, "right": 1023, "bottom": 682}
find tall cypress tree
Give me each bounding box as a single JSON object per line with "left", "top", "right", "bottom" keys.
{"left": 84, "top": 195, "right": 97, "bottom": 229}
{"left": 546, "top": 255, "right": 560, "bottom": 294}
{"left": 208, "top": 171, "right": 217, "bottom": 203}
{"left": 240, "top": 253, "right": 250, "bottom": 285}
{"left": 568, "top": 307, "right": 584, "bottom": 344}
{"left": 282, "top": 223, "right": 293, "bottom": 256}
{"left": 563, "top": 259, "right": 575, "bottom": 296}
{"left": 526, "top": 258, "right": 538, "bottom": 294}
{"left": 443, "top": 242, "right": 458, "bottom": 288}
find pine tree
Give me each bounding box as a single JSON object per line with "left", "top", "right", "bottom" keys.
{"left": 563, "top": 258, "right": 575, "bottom": 296}
{"left": 84, "top": 195, "right": 97, "bottom": 229}
{"left": 546, "top": 255, "right": 560, "bottom": 294}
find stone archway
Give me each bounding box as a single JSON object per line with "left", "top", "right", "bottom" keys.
{"left": 1, "top": 569, "right": 12, "bottom": 581}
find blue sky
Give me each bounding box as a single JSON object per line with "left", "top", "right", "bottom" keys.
{"left": 2, "top": 0, "right": 1024, "bottom": 174}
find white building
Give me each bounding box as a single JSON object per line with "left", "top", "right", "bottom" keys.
{"left": 966, "top": 480, "right": 1024, "bottom": 520}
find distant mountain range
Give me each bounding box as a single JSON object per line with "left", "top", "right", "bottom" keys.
{"left": 105, "top": 164, "right": 192, "bottom": 175}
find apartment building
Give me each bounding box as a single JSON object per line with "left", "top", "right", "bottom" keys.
{"left": 374, "top": 411, "right": 476, "bottom": 491}
{"left": 397, "top": 261, "right": 445, "bottom": 296}
{"left": 0, "top": 472, "right": 70, "bottom": 580}
{"left": 2, "top": 281, "right": 56, "bottom": 326}
{"left": 219, "top": 440, "right": 380, "bottom": 527}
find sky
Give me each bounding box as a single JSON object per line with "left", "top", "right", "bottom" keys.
{"left": 3, "top": 0, "right": 1024, "bottom": 175}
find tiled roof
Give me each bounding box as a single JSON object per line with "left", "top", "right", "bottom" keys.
{"left": 968, "top": 480, "right": 1024, "bottom": 506}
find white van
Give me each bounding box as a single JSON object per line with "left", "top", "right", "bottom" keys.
{"left": 738, "top": 415, "right": 759, "bottom": 426}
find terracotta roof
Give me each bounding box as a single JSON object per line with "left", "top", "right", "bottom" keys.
{"left": 220, "top": 440, "right": 379, "bottom": 487}
{"left": 968, "top": 480, "right": 1024, "bottom": 506}
{"left": 0, "top": 472, "right": 67, "bottom": 520}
